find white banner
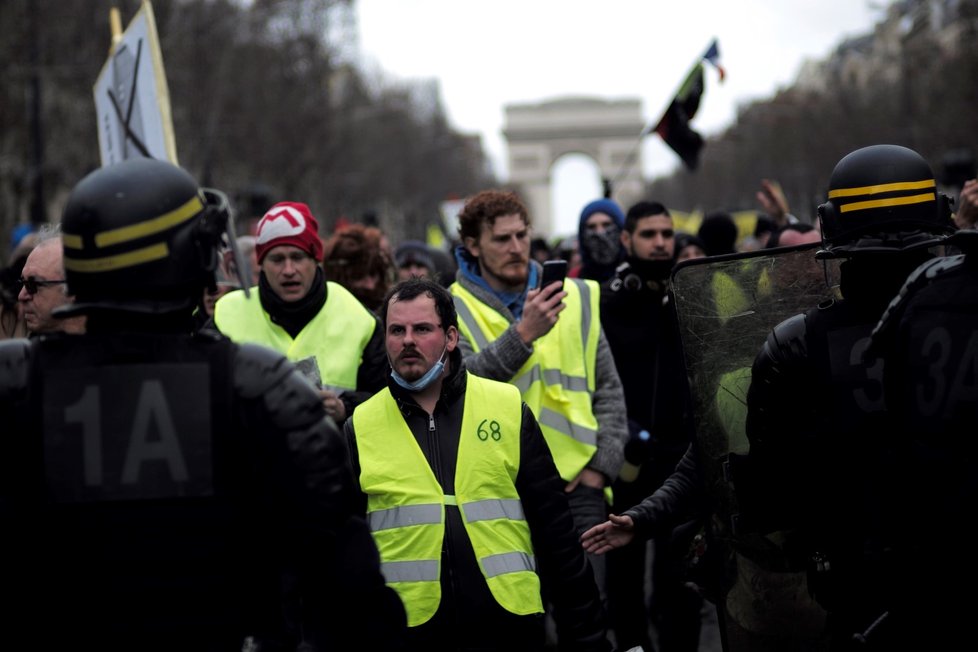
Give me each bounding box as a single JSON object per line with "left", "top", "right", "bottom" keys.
{"left": 93, "top": 0, "right": 177, "bottom": 166}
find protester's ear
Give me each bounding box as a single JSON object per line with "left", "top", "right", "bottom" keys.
{"left": 445, "top": 325, "right": 459, "bottom": 351}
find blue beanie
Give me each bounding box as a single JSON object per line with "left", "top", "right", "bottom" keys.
{"left": 578, "top": 198, "right": 625, "bottom": 233}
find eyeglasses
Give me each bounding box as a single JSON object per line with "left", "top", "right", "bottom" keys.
{"left": 19, "top": 276, "right": 66, "bottom": 295}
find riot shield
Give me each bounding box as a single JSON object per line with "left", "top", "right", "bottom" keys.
{"left": 671, "top": 242, "right": 842, "bottom": 651}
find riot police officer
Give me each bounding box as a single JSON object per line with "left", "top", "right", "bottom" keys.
{"left": 739, "top": 144, "right": 955, "bottom": 648}
{"left": 868, "top": 226, "right": 978, "bottom": 648}
{"left": 0, "top": 158, "right": 405, "bottom": 651}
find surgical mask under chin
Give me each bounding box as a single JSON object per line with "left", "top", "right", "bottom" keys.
{"left": 391, "top": 345, "right": 448, "bottom": 392}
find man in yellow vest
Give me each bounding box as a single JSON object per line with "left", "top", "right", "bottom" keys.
{"left": 345, "top": 277, "right": 610, "bottom": 650}
{"left": 213, "top": 201, "right": 386, "bottom": 423}
{"left": 448, "top": 190, "right": 628, "bottom": 611}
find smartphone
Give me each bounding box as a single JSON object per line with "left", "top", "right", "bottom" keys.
{"left": 540, "top": 259, "right": 568, "bottom": 291}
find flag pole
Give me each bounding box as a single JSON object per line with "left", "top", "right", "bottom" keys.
{"left": 109, "top": 6, "right": 123, "bottom": 54}
{"left": 608, "top": 129, "right": 649, "bottom": 197}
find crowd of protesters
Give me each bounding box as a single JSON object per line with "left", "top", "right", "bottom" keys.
{"left": 2, "top": 144, "right": 976, "bottom": 652}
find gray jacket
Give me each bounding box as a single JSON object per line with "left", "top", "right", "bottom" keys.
{"left": 451, "top": 261, "right": 628, "bottom": 481}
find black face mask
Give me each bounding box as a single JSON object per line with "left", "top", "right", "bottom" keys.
{"left": 626, "top": 256, "right": 673, "bottom": 283}
{"left": 583, "top": 227, "right": 622, "bottom": 266}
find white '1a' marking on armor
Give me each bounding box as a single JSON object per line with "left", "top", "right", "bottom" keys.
{"left": 66, "top": 381, "right": 190, "bottom": 486}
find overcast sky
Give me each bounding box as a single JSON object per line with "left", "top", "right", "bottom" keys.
{"left": 356, "top": 0, "right": 890, "bottom": 234}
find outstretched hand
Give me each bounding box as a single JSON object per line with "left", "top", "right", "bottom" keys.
{"left": 580, "top": 513, "right": 635, "bottom": 555}
{"left": 515, "top": 283, "right": 567, "bottom": 345}
{"left": 955, "top": 178, "right": 978, "bottom": 230}
{"left": 756, "top": 178, "right": 790, "bottom": 225}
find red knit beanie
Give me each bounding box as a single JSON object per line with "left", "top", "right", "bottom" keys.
{"left": 255, "top": 202, "right": 324, "bottom": 263}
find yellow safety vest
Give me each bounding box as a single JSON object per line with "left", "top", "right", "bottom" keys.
{"left": 214, "top": 282, "right": 375, "bottom": 392}
{"left": 353, "top": 373, "right": 543, "bottom": 626}
{"left": 451, "top": 279, "right": 600, "bottom": 483}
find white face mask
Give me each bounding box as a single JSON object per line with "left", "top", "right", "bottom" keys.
{"left": 390, "top": 344, "right": 448, "bottom": 392}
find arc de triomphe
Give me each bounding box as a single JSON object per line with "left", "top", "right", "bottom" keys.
{"left": 503, "top": 97, "right": 646, "bottom": 237}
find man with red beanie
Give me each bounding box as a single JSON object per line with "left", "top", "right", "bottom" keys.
{"left": 214, "top": 201, "right": 387, "bottom": 422}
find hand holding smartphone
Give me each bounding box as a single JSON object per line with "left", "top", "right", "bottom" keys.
{"left": 540, "top": 259, "right": 567, "bottom": 291}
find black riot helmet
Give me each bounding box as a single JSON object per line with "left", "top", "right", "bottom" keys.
{"left": 58, "top": 158, "right": 244, "bottom": 316}
{"left": 816, "top": 144, "right": 954, "bottom": 259}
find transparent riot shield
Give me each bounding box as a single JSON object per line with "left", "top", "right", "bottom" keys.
{"left": 671, "top": 242, "right": 842, "bottom": 652}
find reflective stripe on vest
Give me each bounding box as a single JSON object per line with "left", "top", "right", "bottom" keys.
{"left": 463, "top": 498, "right": 524, "bottom": 522}
{"left": 451, "top": 278, "right": 601, "bottom": 481}
{"left": 382, "top": 560, "right": 440, "bottom": 583}
{"left": 353, "top": 373, "right": 542, "bottom": 626}
{"left": 214, "top": 281, "right": 375, "bottom": 391}
{"left": 369, "top": 503, "right": 442, "bottom": 531}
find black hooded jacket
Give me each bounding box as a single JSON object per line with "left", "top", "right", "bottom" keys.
{"left": 600, "top": 258, "right": 693, "bottom": 470}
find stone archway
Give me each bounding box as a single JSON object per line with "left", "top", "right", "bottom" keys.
{"left": 503, "top": 97, "right": 646, "bottom": 237}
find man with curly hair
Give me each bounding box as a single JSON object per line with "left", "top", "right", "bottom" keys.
{"left": 323, "top": 224, "right": 396, "bottom": 314}
{"left": 449, "top": 189, "right": 628, "bottom": 633}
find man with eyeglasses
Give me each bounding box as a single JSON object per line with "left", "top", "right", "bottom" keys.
{"left": 213, "top": 201, "right": 386, "bottom": 423}
{"left": 17, "top": 225, "right": 85, "bottom": 335}
{"left": 344, "top": 277, "right": 609, "bottom": 651}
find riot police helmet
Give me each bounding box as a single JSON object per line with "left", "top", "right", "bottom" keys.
{"left": 57, "top": 157, "right": 234, "bottom": 316}
{"left": 816, "top": 144, "right": 954, "bottom": 259}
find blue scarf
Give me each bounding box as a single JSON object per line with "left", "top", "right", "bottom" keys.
{"left": 454, "top": 245, "right": 537, "bottom": 321}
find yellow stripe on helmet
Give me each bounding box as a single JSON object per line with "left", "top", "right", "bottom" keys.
{"left": 94, "top": 194, "right": 203, "bottom": 248}
{"left": 62, "top": 233, "right": 83, "bottom": 250}
{"left": 838, "top": 193, "right": 935, "bottom": 214}
{"left": 64, "top": 242, "right": 170, "bottom": 272}
{"left": 828, "top": 178, "right": 935, "bottom": 199}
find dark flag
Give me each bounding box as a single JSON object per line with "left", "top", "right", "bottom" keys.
{"left": 650, "top": 38, "right": 725, "bottom": 171}
{"left": 653, "top": 63, "right": 706, "bottom": 170}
